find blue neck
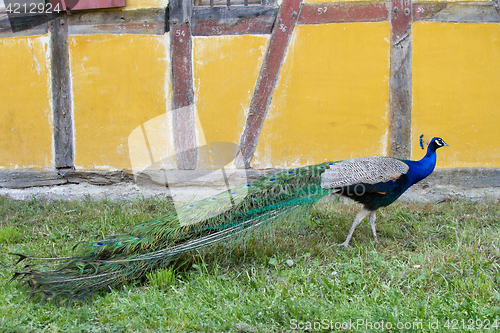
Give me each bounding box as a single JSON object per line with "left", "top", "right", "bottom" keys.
{"left": 404, "top": 145, "right": 438, "bottom": 185}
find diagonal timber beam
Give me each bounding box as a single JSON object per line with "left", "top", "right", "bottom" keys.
{"left": 237, "top": 0, "right": 301, "bottom": 168}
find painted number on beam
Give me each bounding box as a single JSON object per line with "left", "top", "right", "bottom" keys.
{"left": 279, "top": 23, "right": 287, "bottom": 32}
{"left": 317, "top": 6, "right": 327, "bottom": 14}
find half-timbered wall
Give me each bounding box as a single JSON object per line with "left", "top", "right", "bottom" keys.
{"left": 0, "top": 0, "right": 499, "bottom": 186}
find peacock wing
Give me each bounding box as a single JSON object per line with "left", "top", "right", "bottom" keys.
{"left": 320, "top": 157, "right": 409, "bottom": 189}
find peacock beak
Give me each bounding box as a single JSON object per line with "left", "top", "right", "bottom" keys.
{"left": 443, "top": 141, "right": 449, "bottom": 147}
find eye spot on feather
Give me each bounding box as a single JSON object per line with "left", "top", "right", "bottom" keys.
{"left": 210, "top": 197, "right": 217, "bottom": 201}
{"left": 246, "top": 184, "right": 251, "bottom": 187}
{"left": 116, "top": 241, "right": 126, "bottom": 246}
{"left": 269, "top": 178, "right": 276, "bottom": 182}
{"left": 230, "top": 192, "right": 237, "bottom": 195}
{"left": 93, "top": 242, "right": 104, "bottom": 247}
{"left": 133, "top": 236, "right": 142, "bottom": 240}
{"left": 288, "top": 171, "right": 294, "bottom": 174}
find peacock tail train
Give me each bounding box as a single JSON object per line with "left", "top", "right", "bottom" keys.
{"left": 12, "top": 162, "right": 337, "bottom": 303}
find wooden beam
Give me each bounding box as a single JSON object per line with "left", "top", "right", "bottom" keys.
{"left": 170, "top": 0, "right": 192, "bottom": 24}
{"left": 67, "top": 8, "right": 166, "bottom": 34}
{"left": 170, "top": 0, "right": 197, "bottom": 170}
{"left": 298, "top": 2, "right": 389, "bottom": 24}
{"left": 493, "top": 0, "right": 500, "bottom": 22}
{"left": 192, "top": 5, "right": 277, "bottom": 20}
{"left": 413, "top": 2, "right": 499, "bottom": 23}
{"left": 3, "top": 2, "right": 500, "bottom": 38}
{"left": 389, "top": 0, "right": 412, "bottom": 159}
{"left": 49, "top": 13, "right": 75, "bottom": 168}
{"left": 192, "top": 5, "right": 278, "bottom": 35}
{"left": 237, "top": 0, "right": 301, "bottom": 168}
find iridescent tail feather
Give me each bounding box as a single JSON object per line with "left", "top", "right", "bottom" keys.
{"left": 11, "top": 162, "right": 336, "bottom": 303}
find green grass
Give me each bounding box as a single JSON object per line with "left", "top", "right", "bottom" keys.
{"left": 0, "top": 196, "right": 499, "bottom": 332}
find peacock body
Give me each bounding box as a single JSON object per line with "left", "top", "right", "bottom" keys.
{"left": 321, "top": 137, "right": 449, "bottom": 246}
{"left": 12, "top": 137, "right": 448, "bottom": 301}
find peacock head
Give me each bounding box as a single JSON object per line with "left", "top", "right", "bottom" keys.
{"left": 427, "top": 137, "right": 449, "bottom": 152}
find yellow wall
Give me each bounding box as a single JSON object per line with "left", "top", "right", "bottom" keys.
{"left": 123, "top": 0, "right": 168, "bottom": 10}
{"left": 69, "top": 34, "right": 171, "bottom": 170}
{"left": 193, "top": 35, "right": 269, "bottom": 169}
{"left": 252, "top": 22, "right": 391, "bottom": 168}
{"left": 412, "top": 22, "right": 500, "bottom": 168}
{"left": 0, "top": 36, "right": 53, "bottom": 169}
{"left": 1, "top": 7, "right": 499, "bottom": 172}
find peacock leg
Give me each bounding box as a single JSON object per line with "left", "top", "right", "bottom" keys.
{"left": 337, "top": 208, "right": 370, "bottom": 247}
{"left": 368, "top": 211, "right": 378, "bottom": 243}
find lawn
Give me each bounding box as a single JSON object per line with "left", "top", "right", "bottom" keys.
{"left": 0, "top": 196, "right": 499, "bottom": 332}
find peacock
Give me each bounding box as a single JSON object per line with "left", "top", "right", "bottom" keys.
{"left": 11, "top": 137, "right": 448, "bottom": 302}
{"left": 321, "top": 136, "right": 448, "bottom": 247}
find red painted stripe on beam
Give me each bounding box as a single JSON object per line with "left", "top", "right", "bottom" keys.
{"left": 237, "top": 0, "right": 301, "bottom": 168}
{"left": 298, "top": 2, "right": 389, "bottom": 24}
{"left": 192, "top": 16, "right": 275, "bottom": 36}
{"left": 391, "top": 0, "right": 411, "bottom": 43}
{"left": 171, "top": 22, "right": 198, "bottom": 170}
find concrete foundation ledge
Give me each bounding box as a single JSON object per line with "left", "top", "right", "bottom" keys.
{"left": 0, "top": 168, "right": 498, "bottom": 203}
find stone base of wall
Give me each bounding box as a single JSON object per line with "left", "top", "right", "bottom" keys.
{"left": 0, "top": 168, "right": 499, "bottom": 203}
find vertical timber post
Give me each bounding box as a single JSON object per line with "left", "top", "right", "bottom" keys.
{"left": 389, "top": 0, "right": 412, "bottom": 159}
{"left": 50, "top": 13, "right": 74, "bottom": 168}
{"left": 170, "top": 0, "right": 198, "bottom": 170}
{"left": 237, "top": 0, "right": 301, "bottom": 168}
